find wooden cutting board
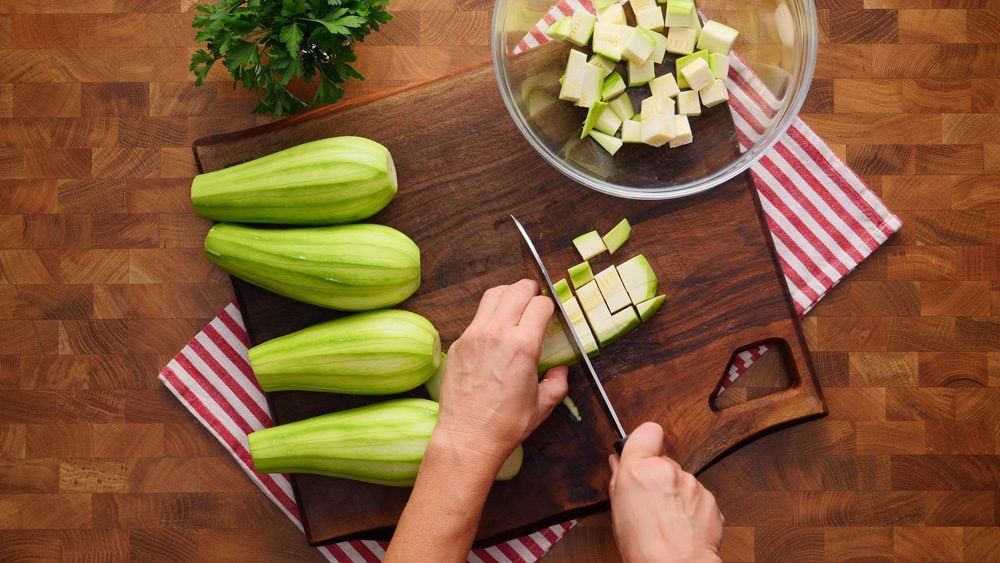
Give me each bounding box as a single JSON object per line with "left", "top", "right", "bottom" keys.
{"left": 192, "top": 57, "right": 826, "bottom": 547}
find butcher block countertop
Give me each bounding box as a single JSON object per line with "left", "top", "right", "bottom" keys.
{"left": 1, "top": 1, "right": 999, "bottom": 561}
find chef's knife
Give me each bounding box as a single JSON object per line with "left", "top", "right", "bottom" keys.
{"left": 511, "top": 215, "right": 628, "bottom": 454}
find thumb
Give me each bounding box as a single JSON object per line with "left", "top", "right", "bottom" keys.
{"left": 536, "top": 365, "right": 569, "bottom": 414}
{"left": 620, "top": 421, "right": 664, "bottom": 462}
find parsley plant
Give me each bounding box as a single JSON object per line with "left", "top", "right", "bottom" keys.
{"left": 191, "top": 0, "right": 392, "bottom": 118}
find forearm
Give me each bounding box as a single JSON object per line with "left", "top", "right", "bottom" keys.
{"left": 384, "top": 432, "right": 502, "bottom": 562}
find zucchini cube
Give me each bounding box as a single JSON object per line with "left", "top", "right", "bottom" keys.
{"left": 608, "top": 94, "right": 635, "bottom": 120}
{"left": 676, "top": 89, "right": 701, "bottom": 116}
{"left": 567, "top": 9, "right": 597, "bottom": 47}
{"left": 597, "top": 3, "right": 627, "bottom": 25}
{"left": 628, "top": 57, "right": 656, "bottom": 86}
{"left": 640, "top": 112, "right": 676, "bottom": 147}
{"left": 622, "top": 26, "right": 657, "bottom": 63}
{"left": 699, "top": 78, "right": 729, "bottom": 107}
{"left": 697, "top": 20, "right": 739, "bottom": 55}
{"left": 709, "top": 53, "right": 730, "bottom": 79}
{"left": 669, "top": 114, "right": 693, "bottom": 148}
{"left": 680, "top": 56, "right": 714, "bottom": 91}
{"left": 649, "top": 72, "right": 680, "bottom": 98}
{"left": 592, "top": 22, "right": 630, "bottom": 61}
{"left": 664, "top": 0, "right": 694, "bottom": 27}
{"left": 666, "top": 26, "right": 698, "bottom": 56}
{"left": 633, "top": 6, "right": 664, "bottom": 31}
{"left": 621, "top": 119, "right": 642, "bottom": 143}
{"left": 589, "top": 130, "right": 624, "bottom": 156}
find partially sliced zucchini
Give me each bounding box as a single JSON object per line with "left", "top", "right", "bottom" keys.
{"left": 636, "top": 294, "right": 666, "bottom": 321}
{"left": 595, "top": 265, "right": 631, "bottom": 313}
{"left": 569, "top": 260, "right": 595, "bottom": 288}
{"left": 617, "top": 253, "right": 658, "bottom": 303}
{"left": 553, "top": 278, "right": 573, "bottom": 302}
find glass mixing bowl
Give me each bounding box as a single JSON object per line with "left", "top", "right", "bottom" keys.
{"left": 492, "top": 0, "right": 817, "bottom": 199}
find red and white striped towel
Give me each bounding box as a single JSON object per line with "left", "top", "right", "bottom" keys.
{"left": 159, "top": 2, "right": 900, "bottom": 561}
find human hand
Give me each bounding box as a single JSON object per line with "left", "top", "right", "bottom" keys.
{"left": 608, "top": 422, "right": 724, "bottom": 563}
{"left": 432, "top": 279, "right": 569, "bottom": 474}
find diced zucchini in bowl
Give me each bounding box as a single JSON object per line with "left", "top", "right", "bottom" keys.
{"left": 608, "top": 95, "right": 635, "bottom": 121}
{"left": 621, "top": 119, "right": 642, "bottom": 142}
{"left": 640, "top": 112, "right": 676, "bottom": 147}
{"left": 697, "top": 20, "right": 739, "bottom": 55}
{"left": 680, "top": 56, "right": 714, "bottom": 91}
{"left": 628, "top": 57, "right": 656, "bottom": 86}
{"left": 545, "top": 16, "right": 572, "bottom": 41}
{"left": 649, "top": 73, "right": 680, "bottom": 98}
{"left": 543, "top": 3, "right": 738, "bottom": 157}
{"left": 675, "top": 50, "right": 710, "bottom": 89}
{"left": 650, "top": 30, "right": 668, "bottom": 64}
{"left": 669, "top": 115, "right": 693, "bottom": 148}
{"left": 699, "top": 78, "right": 729, "bottom": 108}
{"left": 582, "top": 100, "right": 609, "bottom": 137}
{"left": 592, "top": 22, "right": 629, "bottom": 61}
{"left": 641, "top": 94, "right": 674, "bottom": 119}
{"left": 666, "top": 26, "right": 698, "bottom": 56}
{"left": 589, "top": 54, "right": 617, "bottom": 77}
{"left": 589, "top": 130, "right": 623, "bottom": 155}
{"left": 576, "top": 62, "right": 606, "bottom": 108}
{"left": 677, "top": 89, "right": 701, "bottom": 116}
{"left": 568, "top": 10, "right": 597, "bottom": 46}
{"left": 633, "top": 6, "right": 664, "bottom": 31}
{"left": 597, "top": 2, "right": 627, "bottom": 24}
{"left": 709, "top": 53, "right": 730, "bottom": 78}
{"left": 559, "top": 49, "right": 589, "bottom": 102}
{"left": 623, "top": 26, "right": 657, "bottom": 63}
{"left": 665, "top": 0, "right": 694, "bottom": 27}
{"left": 602, "top": 72, "right": 627, "bottom": 101}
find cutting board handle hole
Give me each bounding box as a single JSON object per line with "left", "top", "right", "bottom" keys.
{"left": 711, "top": 340, "right": 797, "bottom": 411}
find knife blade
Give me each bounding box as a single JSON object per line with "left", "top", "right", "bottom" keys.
{"left": 510, "top": 216, "right": 628, "bottom": 453}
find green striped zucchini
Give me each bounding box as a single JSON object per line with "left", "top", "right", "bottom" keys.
{"left": 249, "top": 310, "right": 441, "bottom": 395}
{"left": 248, "top": 398, "right": 523, "bottom": 486}
{"left": 204, "top": 222, "right": 420, "bottom": 311}
{"left": 191, "top": 137, "right": 398, "bottom": 225}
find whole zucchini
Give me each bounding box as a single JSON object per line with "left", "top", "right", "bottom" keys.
{"left": 248, "top": 398, "right": 523, "bottom": 486}
{"left": 204, "top": 222, "right": 420, "bottom": 311}
{"left": 249, "top": 310, "right": 441, "bottom": 395}
{"left": 191, "top": 137, "right": 398, "bottom": 225}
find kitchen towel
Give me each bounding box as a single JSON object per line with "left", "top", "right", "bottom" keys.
{"left": 159, "top": 1, "right": 902, "bottom": 561}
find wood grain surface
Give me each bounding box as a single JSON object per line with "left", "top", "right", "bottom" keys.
{"left": 0, "top": 1, "right": 998, "bottom": 561}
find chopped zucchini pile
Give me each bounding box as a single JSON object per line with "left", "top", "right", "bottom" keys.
{"left": 546, "top": 0, "right": 739, "bottom": 154}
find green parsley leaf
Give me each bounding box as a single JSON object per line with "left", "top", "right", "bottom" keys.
{"left": 190, "top": 0, "right": 392, "bottom": 118}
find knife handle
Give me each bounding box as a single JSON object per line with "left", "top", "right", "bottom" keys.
{"left": 613, "top": 436, "right": 627, "bottom": 455}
